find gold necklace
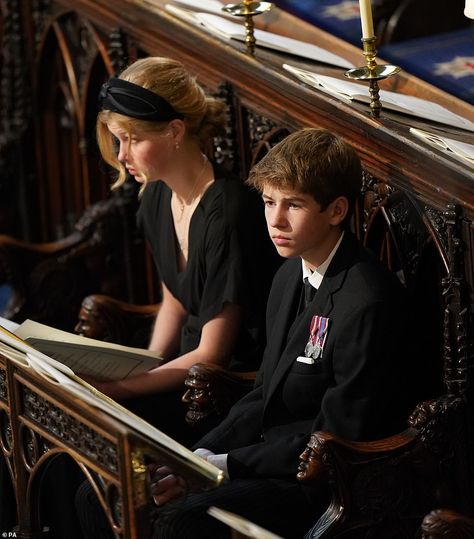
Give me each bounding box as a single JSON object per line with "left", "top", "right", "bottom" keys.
{"left": 174, "top": 154, "right": 208, "bottom": 220}
{"left": 172, "top": 154, "right": 211, "bottom": 256}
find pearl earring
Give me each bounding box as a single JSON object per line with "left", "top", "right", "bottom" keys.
{"left": 175, "top": 141, "right": 180, "bottom": 150}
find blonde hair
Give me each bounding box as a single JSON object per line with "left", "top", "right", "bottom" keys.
{"left": 97, "top": 57, "right": 226, "bottom": 191}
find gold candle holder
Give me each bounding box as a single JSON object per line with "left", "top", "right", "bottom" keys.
{"left": 222, "top": 1, "right": 274, "bottom": 56}
{"left": 345, "top": 37, "right": 400, "bottom": 117}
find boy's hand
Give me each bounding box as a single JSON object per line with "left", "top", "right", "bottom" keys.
{"left": 150, "top": 465, "right": 187, "bottom": 506}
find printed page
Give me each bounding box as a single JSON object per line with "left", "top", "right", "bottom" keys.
{"left": 0, "top": 323, "right": 76, "bottom": 375}
{"left": 24, "top": 338, "right": 159, "bottom": 381}
{"left": 283, "top": 64, "right": 474, "bottom": 132}
{"left": 13, "top": 319, "right": 162, "bottom": 381}
{"left": 0, "top": 316, "right": 19, "bottom": 332}
{"left": 250, "top": 24, "right": 354, "bottom": 69}
{"left": 410, "top": 128, "right": 474, "bottom": 165}
{"left": 15, "top": 319, "right": 159, "bottom": 359}
{"left": 165, "top": 7, "right": 353, "bottom": 68}
{"left": 379, "top": 92, "right": 474, "bottom": 133}
{"left": 283, "top": 64, "right": 360, "bottom": 100}
{"left": 0, "top": 340, "right": 29, "bottom": 366}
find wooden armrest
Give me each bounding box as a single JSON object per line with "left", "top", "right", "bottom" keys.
{"left": 0, "top": 231, "right": 84, "bottom": 288}
{"left": 421, "top": 508, "right": 474, "bottom": 538}
{"left": 182, "top": 363, "right": 256, "bottom": 425}
{"left": 0, "top": 230, "right": 99, "bottom": 324}
{"left": 0, "top": 231, "right": 83, "bottom": 257}
{"left": 75, "top": 294, "right": 159, "bottom": 348}
{"left": 300, "top": 395, "right": 464, "bottom": 539}
{"left": 0, "top": 193, "right": 131, "bottom": 281}
{"left": 297, "top": 427, "right": 419, "bottom": 486}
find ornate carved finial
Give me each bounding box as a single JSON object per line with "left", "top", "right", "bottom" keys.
{"left": 182, "top": 364, "right": 253, "bottom": 424}
{"left": 108, "top": 27, "right": 128, "bottom": 75}
{"left": 296, "top": 432, "right": 333, "bottom": 484}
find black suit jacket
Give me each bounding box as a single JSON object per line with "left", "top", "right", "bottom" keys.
{"left": 197, "top": 232, "right": 412, "bottom": 480}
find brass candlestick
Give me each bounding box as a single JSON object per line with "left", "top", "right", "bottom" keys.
{"left": 345, "top": 37, "right": 400, "bottom": 117}
{"left": 222, "top": 1, "right": 274, "bottom": 56}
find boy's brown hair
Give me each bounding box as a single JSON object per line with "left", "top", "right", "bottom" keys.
{"left": 247, "top": 128, "right": 362, "bottom": 224}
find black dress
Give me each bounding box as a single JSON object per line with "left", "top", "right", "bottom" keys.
{"left": 137, "top": 168, "right": 278, "bottom": 370}
{"left": 125, "top": 168, "right": 281, "bottom": 444}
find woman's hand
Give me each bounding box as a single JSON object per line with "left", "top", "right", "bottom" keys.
{"left": 78, "top": 374, "right": 133, "bottom": 400}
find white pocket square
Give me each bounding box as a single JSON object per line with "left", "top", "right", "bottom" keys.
{"left": 296, "top": 356, "right": 314, "bottom": 364}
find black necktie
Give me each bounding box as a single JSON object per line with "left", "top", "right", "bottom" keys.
{"left": 303, "top": 277, "right": 316, "bottom": 308}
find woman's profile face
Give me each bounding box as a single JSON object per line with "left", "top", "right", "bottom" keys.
{"left": 108, "top": 121, "right": 174, "bottom": 183}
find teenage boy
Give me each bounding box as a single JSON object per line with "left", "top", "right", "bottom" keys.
{"left": 156, "top": 128, "right": 413, "bottom": 538}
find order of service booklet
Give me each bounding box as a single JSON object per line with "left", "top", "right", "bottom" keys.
{"left": 283, "top": 64, "right": 474, "bottom": 133}
{"left": 163, "top": 3, "right": 354, "bottom": 69}
{"left": 0, "top": 317, "right": 162, "bottom": 381}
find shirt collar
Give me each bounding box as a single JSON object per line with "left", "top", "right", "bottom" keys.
{"left": 302, "top": 231, "right": 344, "bottom": 289}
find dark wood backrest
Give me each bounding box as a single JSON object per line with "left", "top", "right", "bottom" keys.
{"left": 0, "top": 187, "right": 149, "bottom": 332}
{"left": 361, "top": 187, "right": 448, "bottom": 402}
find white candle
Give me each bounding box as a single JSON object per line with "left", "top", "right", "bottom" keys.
{"left": 465, "top": 0, "right": 474, "bottom": 19}
{"left": 359, "top": 0, "right": 375, "bottom": 39}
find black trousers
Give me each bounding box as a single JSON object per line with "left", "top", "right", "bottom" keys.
{"left": 76, "top": 476, "right": 328, "bottom": 539}
{"left": 124, "top": 391, "right": 203, "bottom": 448}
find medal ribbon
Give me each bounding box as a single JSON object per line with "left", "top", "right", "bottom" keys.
{"left": 309, "top": 315, "right": 329, "bottom": 350}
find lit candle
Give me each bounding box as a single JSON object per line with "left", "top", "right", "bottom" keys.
{"left": 465, "top": 0, "right": 474, "bottom": 19}
{"left": 359, "top": 0, "right": 375, "bottom": 39}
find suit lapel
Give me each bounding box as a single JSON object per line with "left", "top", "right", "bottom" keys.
{"left": 261, "top": 259, "right": 302, "bottom": 390}
{"left": 264, "top": 233, "right": 359, "bottom": 407}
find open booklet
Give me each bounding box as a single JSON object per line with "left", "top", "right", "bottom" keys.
{"left": 0, "top": 317, "right": 162, "bottom": 382}
{"left": 409, "top": 128, "right": 474, "bottom": 166}
{"left": 0, "top": 324, "right": 224, "bottom": 485}
{"left": 283, "top": 64, "right": 474, "bottom": 133}
{"left": 164, "top": 4, "right": 354, "bottom": 69}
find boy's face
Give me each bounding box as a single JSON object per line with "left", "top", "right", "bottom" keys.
{"left": 262, "top": 186, "right": 344, "bottom": 269}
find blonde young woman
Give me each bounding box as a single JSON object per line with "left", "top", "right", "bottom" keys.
{"left": 88, "top": 57, "right": 279, "bottom": 443}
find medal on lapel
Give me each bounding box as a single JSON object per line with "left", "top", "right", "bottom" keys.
{"left": 304, "top": 315, "right": 330, "bottom": 360}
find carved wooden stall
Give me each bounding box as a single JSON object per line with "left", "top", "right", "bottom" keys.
{"left": 0, "top": 0, "right": 473, "bottom": 536}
